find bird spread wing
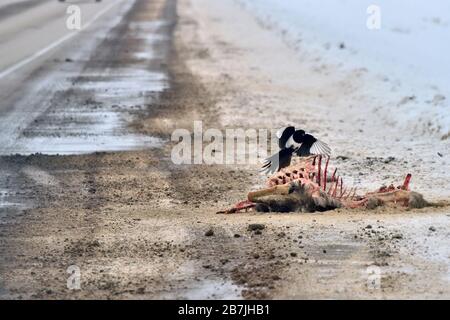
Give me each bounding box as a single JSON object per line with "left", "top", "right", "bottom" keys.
{"left": 260, "top": 153, "right": 279, "bottom": 175}
{"left": 260, "top": 147, "right": 294, "bottom": 175}
{"left": 309, "top": 139, "right": 331, "bottom": 156}
{"left": 276, "top": 127, "right": 285, "bottom": 139}
{"left": 276, "top": 126, "right": 293, "bottom": 138}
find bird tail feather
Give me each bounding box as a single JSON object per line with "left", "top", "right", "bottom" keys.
{"left": 260, "top": 151, "right": 281, "bottom": 175}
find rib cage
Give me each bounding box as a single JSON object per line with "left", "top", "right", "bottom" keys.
{"left": 267, "top": 155, "right": 358, "bottom": 201}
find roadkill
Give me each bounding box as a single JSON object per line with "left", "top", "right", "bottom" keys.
{"left": 219, "top": 155, "right": 434, "bottom": 214}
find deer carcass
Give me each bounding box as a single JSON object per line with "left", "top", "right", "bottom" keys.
{"left": 217, "top": 156, "right": 428, "bottom": 214}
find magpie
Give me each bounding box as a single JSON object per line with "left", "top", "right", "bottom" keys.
{"left": 260, "top": 126, "right": 331, "bottom": 174}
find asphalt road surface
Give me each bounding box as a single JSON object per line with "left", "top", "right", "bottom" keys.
{"left": 0, "top": 0, "right": 164, "bottom": 155}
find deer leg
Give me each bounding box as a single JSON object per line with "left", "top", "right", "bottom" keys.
{"left": 248, "top": 184, "right": 291, "bottom": 202}
{"left": 216, "top": 200, "right": 255, "bottom": 214}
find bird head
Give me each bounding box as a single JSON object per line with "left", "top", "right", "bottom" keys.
{"left": 292, "top": 130, "right": 305, "bottom": 143}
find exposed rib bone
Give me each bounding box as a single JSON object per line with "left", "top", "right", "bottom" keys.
{"left": 340, "top": 187, "right": 348, "bottom": 199}
{"left": 317, "top": 155, "right": 322, "bottom": 186}
{"left": 344, "top": 187, "right": 354, "bottom": 199}
{"left": 402, "top": 173, "right": 412, "bottom": 190}
{"left": 331, "top": 168, "right": 337, "bottom": 182}
{"left": 350, "top": 188, "right": 357, "bottom": 200}
{"left": 332, "top": 176, "right": 339, "bottom": 197}
{"left": 323, "top": 156, "right": 329, "bottom": 191}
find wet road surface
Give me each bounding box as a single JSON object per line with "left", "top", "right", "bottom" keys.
{"left": 0, "top": 0, "right": 169, "bottom": 212}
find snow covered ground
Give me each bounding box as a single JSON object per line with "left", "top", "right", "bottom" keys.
{"left": 237, "top": 0, "right": 450, "bottom": 138}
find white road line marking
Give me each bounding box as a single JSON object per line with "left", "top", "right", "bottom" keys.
{"left": 0, "top": 0, "right": 122, "bottom": 80}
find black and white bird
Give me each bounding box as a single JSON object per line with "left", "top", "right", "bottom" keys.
{"left": 260, "top": 126, "right": 331, "bottom": 175}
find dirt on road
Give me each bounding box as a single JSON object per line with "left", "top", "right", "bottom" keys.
{"left": 0, "top": 0, "right": 449, "bottom": 299}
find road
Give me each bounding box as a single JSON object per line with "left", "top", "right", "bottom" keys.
{"left": 0, "top": 0, "right": 110, "bottom": 74}
{"left": 0, "top": 0, "right": 177, "bottom": 298}
{"left": 0, "top": 0, "right": 166, "bottom": 155}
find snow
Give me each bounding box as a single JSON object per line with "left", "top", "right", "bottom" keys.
{"left": 237, "top": 0, "right": 450, "bottom": 137}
